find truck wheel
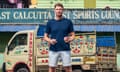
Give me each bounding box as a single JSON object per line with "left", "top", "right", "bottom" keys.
{"left": 16, "top": 68, "right": 29, "bottom": 72}
{"left": 103, "top": 69, "right": 113, "bottom": 72}
{"left": 14, "top": 64, "right": 30, "bottom": 72}
{"left": 72, "top": 69, "right": 82, "bottom": 72}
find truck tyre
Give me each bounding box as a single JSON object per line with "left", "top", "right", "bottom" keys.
{"left": 14, "top": 64, "right": 30, "bottom": 72}
{"left": 72, "top": 69, "right": 82, "bottom": 72}
{"left": 16, "top": 68, "right": 29, "bottom": 72}
{"left": 103, "top": 69, "right": 113, "bottom": 72}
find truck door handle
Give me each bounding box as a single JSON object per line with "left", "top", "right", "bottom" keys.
{"left": 24, "top": 50, "right": 28, "bottom": 52}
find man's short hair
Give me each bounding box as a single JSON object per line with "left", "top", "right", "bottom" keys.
{"left": 54, "top": 3, "right": 64, "bottom": 8}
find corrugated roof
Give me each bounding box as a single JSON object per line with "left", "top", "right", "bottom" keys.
{"left": 0, "top": 24, "right": 120, "bottom": 32}
{"left": 74, "top": 25, "right": 120, "bottom": 32}
{"left": 0, "top": 25, "right": 37, "bottom": 32}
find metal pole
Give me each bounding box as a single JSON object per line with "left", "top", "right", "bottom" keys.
{"left": 114, "top": 32, "right": 117, "bottom": 47}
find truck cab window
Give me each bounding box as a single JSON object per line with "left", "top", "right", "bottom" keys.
{"left": 8, "top": 34, "right": 27, "bottom": 51}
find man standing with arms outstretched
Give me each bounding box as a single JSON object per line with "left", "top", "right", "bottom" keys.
{"left": 44, "top": 3, "right": 75, "bottom": 72}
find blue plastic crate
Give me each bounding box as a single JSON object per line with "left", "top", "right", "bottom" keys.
{"left": 96, "top": 36, "right": 115, "bottom": 47}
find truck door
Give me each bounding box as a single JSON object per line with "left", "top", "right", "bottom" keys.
{"left": 6, "top": 33, "right": 29, "bottom": 71}
{"left": 8, "top": 33, "right": 28, "bottom": 55}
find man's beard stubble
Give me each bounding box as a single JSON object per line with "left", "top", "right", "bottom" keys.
{"left": 57, "top": 14, "right": 62, "bottom": 18}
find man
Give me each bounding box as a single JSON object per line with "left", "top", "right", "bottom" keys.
{"left": 44, "top": 3, "right": 75, "bottom": 72}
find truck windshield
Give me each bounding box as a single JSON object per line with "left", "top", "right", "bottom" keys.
{"left": 8, "top": 34, "right": 27, "bottom": 51}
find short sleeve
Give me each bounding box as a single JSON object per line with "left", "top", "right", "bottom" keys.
{"left": 45, "top": 21, "right": 51, "bottom": 34}
{"left": 68, "top": 20, "right": 74, "bottom": 33}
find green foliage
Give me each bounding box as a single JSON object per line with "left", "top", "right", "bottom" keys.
{"left": 0, "top": 32, "right": 15, "bottom": 53}
{"left": 0, "top": 69, "right": 1, "bottom": 72}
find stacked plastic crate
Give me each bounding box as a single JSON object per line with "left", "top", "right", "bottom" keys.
{"left": 96, "top": 36, "right": 116, "bottom": 69}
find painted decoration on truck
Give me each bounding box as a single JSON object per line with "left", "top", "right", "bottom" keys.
{"left": 14, "top": 46, "right": 27, "bottom": 54}
{"left": 36, "top": 38, "right": 49, "bottom": 57}
{"left": 29, "top": 32, "right": 33, "bottom": 67}
{"left": 84, "top": 56, "right": 96, "bottom": 64}
{"left": 70, "top": 34, "right": 96, "bottom": 56}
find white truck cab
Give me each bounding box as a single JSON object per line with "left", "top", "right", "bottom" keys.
{"left": 3, "top": 30, "right": 35, "bottom": 72}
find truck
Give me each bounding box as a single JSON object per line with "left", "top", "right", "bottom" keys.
{"left": 2, "top": 26, "right": 116, "bottom": 72}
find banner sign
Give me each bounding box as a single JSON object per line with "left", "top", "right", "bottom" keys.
{"left": 0, "top": 9, "right": 120, "bottom": 24}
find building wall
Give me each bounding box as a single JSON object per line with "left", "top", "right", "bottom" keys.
{"left": 0, "top": 0, "right": 30, "bottom": 8}
{"left": 30, "top": 0, "right": 120, "bottom": 8}
{"left": 96, "top": 0, "right": 120, "bottom": 8}
{"left": 36, "top": 0, "right": 84, "bottom": 8}
{"left": 84, "top": 0, "right": 96, "bottom": 8}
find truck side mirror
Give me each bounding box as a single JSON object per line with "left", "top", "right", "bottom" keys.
{"left": 7, "top": 51, "right": 9, "bottom": 55}
{"left": 7, "top": 45, "right": 9, "bottom": 55}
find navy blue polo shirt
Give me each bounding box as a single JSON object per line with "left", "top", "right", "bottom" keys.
{"left": 45, "top": 18, "right": 74, "bottom": 51}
